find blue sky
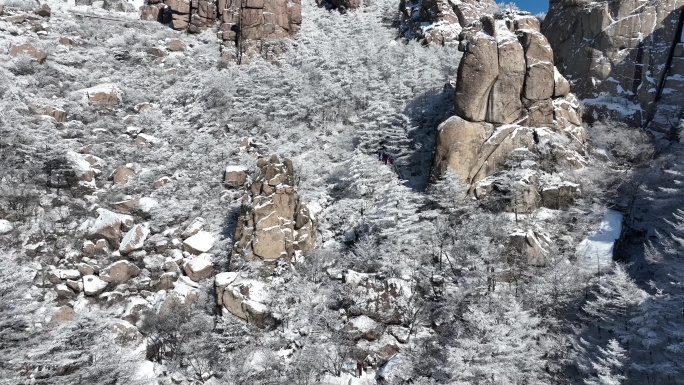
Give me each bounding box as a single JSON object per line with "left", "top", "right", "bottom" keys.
{"left": 511, "top": 0, "right": 549, "bottom": 14}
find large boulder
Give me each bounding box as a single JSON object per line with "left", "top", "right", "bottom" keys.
{"left": 215, "top": 273, "right": 276, "bottom": 329}
{"left": 183, "top": 231, "right": 216, "bottom": 255}
{"left": 343, "top": 315, "right": 383, "bottom": 341}
{"left": 83, "top": 275, "right": 108, "bottom": 296}
{"left": 474, "top": 170, "right": 540, "bottom": 213}
{"left": 342, "top": 271, "right": 412, "bottom": 324}
{"left": 100, "top": 260, "right": 141, "bottom": 284}
{"left": 224, "top": 165, "right": 248, "bottom": 187}
{"left": 79, "top": 84, "right": 122, "bottom": 107}
{"left": 119, "top": 224, "right": 150, "bottom": 255}
{"left": 541, "top": 182, "right": 580, "bottom": 210}
{"left": 141, "top": 4, "right": 164, "bottom": 22}
{"left": 9, "top": 43, "right": 47, "bottom": 63}
{"left": 43, "top": 107, "right": 67, "bottom": 122}
{"left": 183, "top": 253, "right": 214, "bottom": 281}
{"left": 143, "top": 0, "right": 302, "bottom": 63}
{"left": 509, "top": 229, "right": 549, "bottom": 266}
{"left": 88, "top": 209, "right": 134, "bottom": 248}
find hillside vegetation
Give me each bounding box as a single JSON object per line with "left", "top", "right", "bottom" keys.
{"left": 1, "top": 0, "right": 683, "bottom": 384}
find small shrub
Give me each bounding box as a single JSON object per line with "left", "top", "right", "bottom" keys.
{"left": 9, "top": 56, "right": 36, "bottom": 76}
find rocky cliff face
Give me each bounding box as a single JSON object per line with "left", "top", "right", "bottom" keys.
{"left": 142, "top": 0, "right": 302, "bottom": 62}
{"left": 543, "top": 0, "right": 684, "bottom": 132}
{"left": 433, "top": 12, "right": 586, "bottom": 216}
{"left": 398, "top": 0, "right": 497, "bottom": 45}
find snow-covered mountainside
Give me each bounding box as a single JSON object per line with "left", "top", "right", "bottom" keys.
{"left": 1, "top": 0, "right": 684, "bottom": 384}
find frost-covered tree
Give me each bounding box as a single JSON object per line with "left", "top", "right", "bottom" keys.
{"left": 582, "top": 265, "right": 648, "bottom": 338}
{"left": 584, "top": 339, "right": 627, "bottom": 385}
{"left": 446, "top": 295, "right": 550, "bottom": 384}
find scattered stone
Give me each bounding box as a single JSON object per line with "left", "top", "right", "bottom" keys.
{"left": 215, "top": 276, "right": 276, "bottom": 329}
{"left": 43, "top": 106, "right": 67, "bottom": 122}
{"left": 65, "top": 279, "right": 81, "bottom": 293}
{"left": 82, "top": 239, "right": 109, "bottom": 257}
{"left": 122, "top": 296, "right": 150, "bottom": 323}
{"left": 156, "top": 272, "right": 178, "bottom": 290}
{"left": 55, "top": 283, "right": 76, "bottom": 299}
{"left": 181, "top": 217, "right": 205, "bottom": 239}
{"left": 183, "top": 231, "right": 215, "bottom": 255}
{"left": 223, "top": 165, "right": 248, "bottom": 187}
{"left": 343, "top": 315, "right": 383, "bottom": 341}
{"left": 35, "top": 4, "right": 51, "bottom": 17}
{"left": 58, "top": 269, "right": 81, "bottom": 280}
{"left": 111, "top": 320, "right": 144, "bottom": 343}
{"left": 59, "top": 36, "right": 77, "bottom": 46}
{"left": 137, "top": 197, "right": 159, "bottom": 217}
{"left": 183, "top": 253, "right": 214, "bottom": 281}
{"left": 135, "top": 102, "right": 152, "bottom": 112}
{"left": 146, "top": 47, "right": 167, "bottom": 57}
{"left": 88, "top": 209, "right": 134, "bottom": 248}
{"left": 9, "top": 44, "right": 47, "bottom": 63}
{"left": 119, "top": 224, "right": 150, "bottom": 255}
{"left": 79, "top": 84, "right": 122, "bottom": 107}
{"left": 50, "top": 306, "right": 77, "bottom": 322}
{"left": 109, "top": 166, "right": 135, "bottom": 185}
{"left": 0, "top": 219, "right": 13, "bottom": 234}
{"left": 111, "top": 198, "right": 139, "bottom": 214}
{"left": 153, "top": 176, "right": 171, "bottom": 189}
{"left": 6, "top": 14, "right": 26, "bottom": 24}
{"left": 77, "top": 262, "right": 97, "bottom": 276}
{"left": 133, "top": 133, "right": 160, "bottom": 146}
{"left": 166, "top": 39, "right": 186, "bottom": 51}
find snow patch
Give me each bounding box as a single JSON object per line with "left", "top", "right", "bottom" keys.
{"left": 0, "top": 219, "right": 13, "bottom": 234}
{"left": 577, "top": 209, "right": 623, "bottom": 264}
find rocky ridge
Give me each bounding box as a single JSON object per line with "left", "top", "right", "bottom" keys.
{"left": 543, "top": 0, "right": 684, "bottom": 133}
{"left": 141, "top": 0, "right": 301, "bottom": 62}
{"left": 398, "top": 0, "right": 497, "bottom": 45}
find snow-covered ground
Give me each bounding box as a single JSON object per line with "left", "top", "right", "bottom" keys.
{"left": 577, "top": 209, "right": 623, "bottom": 269}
